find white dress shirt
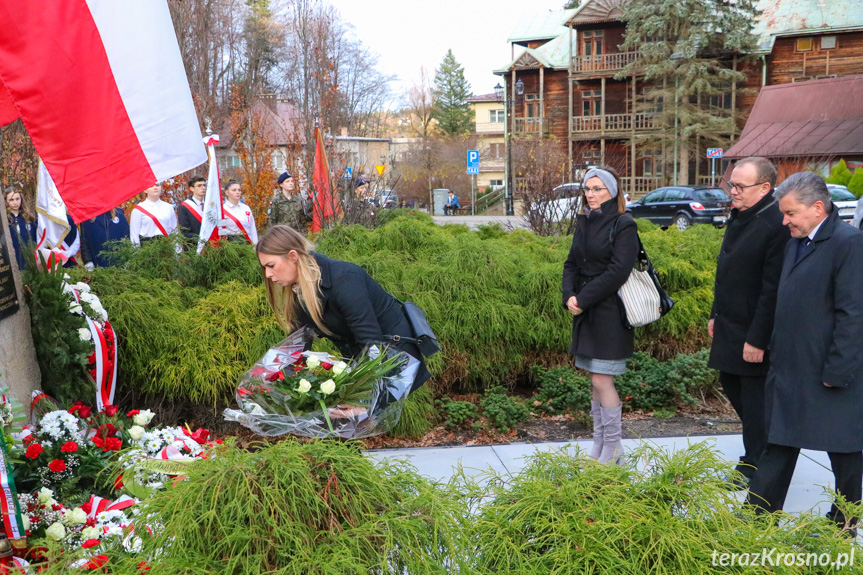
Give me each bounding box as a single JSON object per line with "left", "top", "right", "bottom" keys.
{"left": 220, "top": 201, "right": 258, "bottom": 245}
{"left": 130, "top": 199, "right": 178, "bottom": 246}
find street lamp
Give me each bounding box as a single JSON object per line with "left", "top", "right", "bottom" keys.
{"left": 495, "top": 79, "right": 524, "bottom": 216}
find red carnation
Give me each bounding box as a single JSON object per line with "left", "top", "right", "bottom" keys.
{"left": 137, "top": 561, "right": 151, "bottom": 573}
{"left": 104, "top": 405, "right": 119, "bottom": 417}
{"left": 48, "top": 459, "right": 66, "bottom": 473}
{"left": 114, "top": 474, "right": 124, "bottom": 490}
{"left": 103, "top": 437, "right": 122, "bottom": 452}
{"left": 61, "top": 441, "right": 79, "bottom": 453}
{"left": 81, "top": 539, "right": 101, "bottom": 548}
{"left": 78, "top": 405, "right": 92, "bottom": 418}
{"left": 126, "top": 409, "right": 140, "bottom": 417}
{"left": 91, "top": 436, "right": 105, "bottom": 448}
{"left": 95, "top": 423, "right": 117, "bottom": 438}
{"left": 84, "top": 554, "right": 108, "bottom": 570}
{"left": 25, "top": 444, "right": 44, "bottom": 459}
{"left": 81, "top": 500, "right": 93, "bottom": 514}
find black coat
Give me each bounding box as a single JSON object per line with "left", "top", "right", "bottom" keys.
{"left": 178, "top": 200, "right": 203, "bottom": 239}
{"left": 562, "top": 198, "right": 639, "bottom": 360}
{"left": 294, "top": 253, "right": 430, "bottom": 391}
{"left": 80, "top": 211, "right": 130, "bottom": 268}
{"left": 709, "top": 192, "right": 790, "bottom": 376}
{"left": 766, "top": 207, "right": 863, "bottom": 452}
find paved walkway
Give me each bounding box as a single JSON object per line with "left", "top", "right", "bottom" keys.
{"left": 366, "top": 434, "right": 839, "bottom": 518}
{"left": 431, "top": 214, "right": 529, "bottom": 231}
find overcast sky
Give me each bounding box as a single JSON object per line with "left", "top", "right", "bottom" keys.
{"left": 328, "top": 0, "right": 566, "bottom": 106}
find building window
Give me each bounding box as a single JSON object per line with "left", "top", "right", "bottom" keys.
{"left": 821, "top": 35, "right": 837, "bottom": 50}
{"left": 583, "top": 150, "right": 601, "bottom": 161}
{"left": 643, "top": 150, "right": 662, "bottom": 176}
{"left": 582, "top": 90, "right": 601, "bottom": 116}
{"left": 581, "top": 29, "right": 604, "bottom": 57}
{"left": 489, "top": 109, "right": 505, "bottom": 123}
{"left": 709, "top": 88, "right": 732, "bottom": 110}
{"left": 488, "top": 143, "right": 505, "bottom": 158}
{"left": 795, "top": 37, "right": 813, "bottom": 52}
{"left": 489, "top": 179, "right": 503, "bottom": 187}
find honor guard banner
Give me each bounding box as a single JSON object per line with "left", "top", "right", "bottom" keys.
{"left": 0, "top": 0, "right": 206, "bottom": 223}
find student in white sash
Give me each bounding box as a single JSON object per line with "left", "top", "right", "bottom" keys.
{"left": 221, "top": 179, "right": 258, "bottom": 245}
{"left": 178, "top": 176, "right": 206, "bottom": 240}
{"left": 130, "top": 183, "right": 178, "bottom": 247}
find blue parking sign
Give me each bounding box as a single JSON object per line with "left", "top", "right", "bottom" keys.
{"left": 467, "top": 150, "right": 479, "bottom": 175}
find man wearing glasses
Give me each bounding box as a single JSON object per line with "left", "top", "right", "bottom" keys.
{"left": 708, "top": 156, "right": 790, "bottom": 488}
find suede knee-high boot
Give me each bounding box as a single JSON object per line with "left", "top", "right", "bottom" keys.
{"left": 598, "top": 405, "right": 624, "bottom": 465}
{"left": 589, "top": 400, "right": 604, "bottom": 460}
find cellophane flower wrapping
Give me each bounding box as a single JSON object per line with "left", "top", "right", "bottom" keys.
{"left": 224, "top": 329, "right": 420, "bottom": 438}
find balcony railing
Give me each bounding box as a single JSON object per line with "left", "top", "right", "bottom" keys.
{"left": 514, "top": 117, "right": 548, "bottom": 134}
{"left": 629, "top": 177, "right": 663, "bottom": 198}
{"left": 571, "top": 113, "right": 656, "bottom": 133}
{"left": 571, "top": 51, "right": 639, "bottom": 74}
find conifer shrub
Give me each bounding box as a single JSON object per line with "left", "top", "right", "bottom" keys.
{"left": 827, "top": 158, "right": 853, "bottom": 187}
{"left": 53, "top": 439, "right": 470, "bottom": 575}
{"left": 463, "top": 442, "right": 860, "bottom": 574}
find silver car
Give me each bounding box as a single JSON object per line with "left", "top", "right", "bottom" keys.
{"left": 827, "top": 184, "right": 859, "bottom": 224}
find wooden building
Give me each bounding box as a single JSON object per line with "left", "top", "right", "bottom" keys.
{"left": 495, "top": 0, "right": 863, "bottom": 197}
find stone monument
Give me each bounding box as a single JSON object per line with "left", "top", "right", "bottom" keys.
{"left": 0, "top": 197, "right": 40, "bottom": 407}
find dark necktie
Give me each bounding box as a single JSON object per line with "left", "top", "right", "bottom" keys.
{"left": 795, "top": 238, "right": 811, "bottom": 262}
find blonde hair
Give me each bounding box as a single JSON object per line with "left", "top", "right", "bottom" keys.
{"left": 256, "top": 225, "right": 330, "bottom": 335}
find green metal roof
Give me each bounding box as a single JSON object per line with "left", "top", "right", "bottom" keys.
{"left": 507, "top": 8, "right": 577, "bottom": 43}
{"left": 753, "top": 0, "right": 863, "bottom": 53}
{"left": 495, "top": 28, "right": 576, "bottom": 74}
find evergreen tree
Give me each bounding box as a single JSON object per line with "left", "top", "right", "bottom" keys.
{"left": 846, "top": 168, "right": 863, "bottom": 199}
{"left": 617, "top": 0, "right": 758, "bottom": 184}
{"left": 432, "top": 49, "right": 474, "bottom": 135}
{"left": 827, "top": 158, "right": 853, "bottom": 186}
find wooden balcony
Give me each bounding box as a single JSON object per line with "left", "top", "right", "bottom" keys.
{"left": 571, "top": 51, "right": 639, "bottom": 76}
{"left": 629, "top": 176, "right": 663, "bottom": 198}
{"left": 514, "top": 117, "right": 548, "bottom": 134}
{"left": 571, "top": 113, "right": 656, "bottom": 135}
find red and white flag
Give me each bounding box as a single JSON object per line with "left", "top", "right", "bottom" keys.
{"left": 197, "top": 135, "right": 223, "bottom": 254}
{"left": 35, "top": 160, "right": 71, "bottom": 252}
{"left": 311, "top": 127, "right": 340, "bottom": 232}
{"left": 0, "top": 0, "right": 206, "bottom": 223}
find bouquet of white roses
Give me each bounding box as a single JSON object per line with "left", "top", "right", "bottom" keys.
{"left": 224, "top": 330, "right": 420, "bottom": 438}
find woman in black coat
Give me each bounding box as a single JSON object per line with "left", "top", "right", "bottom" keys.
{"left": 5, "top": 187, "right": 37, "bottom": 270}
{"left": 562, "top": 167, "right": 639, "bottom": 464}
{"left": 256, "top": 225, "right": 430, "bottom": 414}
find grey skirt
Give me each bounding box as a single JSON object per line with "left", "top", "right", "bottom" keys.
{"left": 575, "top": 354, "right": 627, "bottom": 375}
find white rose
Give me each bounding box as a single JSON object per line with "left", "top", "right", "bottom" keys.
{"left": 331, "top": 361, "right": 348, "bottom": 375}
{"left": 67, "top": 507, "right": 87, "bottom": 525}
{"left": 69, "top": 304, "right": 83, "bottom": 315}
{"left": 296, "top": 379, "right": 311, "bottom": 393}
{"left": 78, "top": 328, "right": 92, "bottom": 341}
{"left": 305, "top": 355, "right": 321, "bottom": 369}
{"left": 132, "top": 409, "right": 155, "bottom": 426}
{"left": 128, "top": 425, "right": 145, "bottom": 441}
{"left": 37, "top": 487, "right": 55, "bottom": 504}
{"left": 45, "top": 522, "right": 66, "bottom": 541}
{"left": 319, "top": 379, "right": 336, "bottom": 395}
{"left": 81, "top": 526, "right": 101, "bottom": 540}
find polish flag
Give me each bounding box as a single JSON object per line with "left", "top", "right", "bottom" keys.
{"left": 197, "top": 135, "right": 224, "bottom": 254}
{"left": 0, "top": 1, "right": 206, "bottom": 223}
{"left": 311, "top": 127, "right": 340, "bottom": 232}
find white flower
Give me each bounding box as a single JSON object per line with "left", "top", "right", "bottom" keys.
{"left": 332, "top": 361, "right": 348, "bottom": 375}
{"left": 65, "top": 507, "right": 87, "bottom": 525}
{"left": 37, "top": 487, "right": 55, "bottom": 504}
{"left": 296, "top": 378, "right": 311, "bottom": 393}
{"left": 319, "top": 379, "right": 336, "bottom": 395}
{"left": 132, "top": 409, "right": 155, "bottom": 426}
{"left": 123, "top": 535, "right": 143, "bottom": 552}
{"left": 69, "top": 304, "right": 83, "bottom": 315}
{"left": 81, "top": 526, "right": 101, "bottom": 540}
{"left": 128, "top": 425, "right": 145, "bottom": 441}
{"left": 78, "top": 328, "right": 92, "bottom": 341}
{"left": 79, "top": 293, "right": 94, "bottom": 303}
{"left": 73, "top": 282, "right": 91, "bottom": 293}
{"left": 63, "top": 274, "right": 71, "bottom": 280}
{"left": 305, "top": 355, "right": 321, "bottom": 369}
{"left": 45, "top": 521, "right": 66, "bottom": 541}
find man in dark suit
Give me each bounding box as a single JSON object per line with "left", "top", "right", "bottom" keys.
{"left": 708, "top": 157, "right": 789, "bottom": 488}
{"left": 178, "top": 176, "right": 206, "bottom": 240}
{"left": 746, "top": 172, "right": 863, "bottom": 536}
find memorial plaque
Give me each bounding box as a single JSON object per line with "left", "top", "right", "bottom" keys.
{"left": 0, "top": 225, "right": 20, "bottom": 321}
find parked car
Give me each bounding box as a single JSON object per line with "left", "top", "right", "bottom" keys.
{"left": 627, "top": 186, "right": 731, "bottom": 230}
{"left": 853, "top": 195, "right": 863, "bottom": 231}
{"left": 534, "top": 183, "right": 632, "bottom": 222}
{"left": 826, "top": 184, "right": 858, "bottom": 223}
{"left": 377, "top": 190, "right": 398, "bottom": 209}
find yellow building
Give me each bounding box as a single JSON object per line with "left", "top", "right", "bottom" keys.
{"left": 467, "top": 93, "right": 506, "bottom": 192}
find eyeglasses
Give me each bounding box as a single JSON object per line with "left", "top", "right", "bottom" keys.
{"left": 583, "top": 187, "right": 608, "bottom": 195}
{"left": 724, "top": 181, "right": 767, "bottom": 193}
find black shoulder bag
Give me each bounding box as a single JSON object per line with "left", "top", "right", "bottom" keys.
{"left": 385, "top": 301, "right": 441, "bottom": 357}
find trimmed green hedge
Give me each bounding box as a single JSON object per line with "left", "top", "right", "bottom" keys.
{"left": 65, "top": 213, "right": 722, "bottom": 405}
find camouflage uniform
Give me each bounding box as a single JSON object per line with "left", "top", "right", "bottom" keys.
{"left": 267, "top": 192, "right": 312, "bottom": 233}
